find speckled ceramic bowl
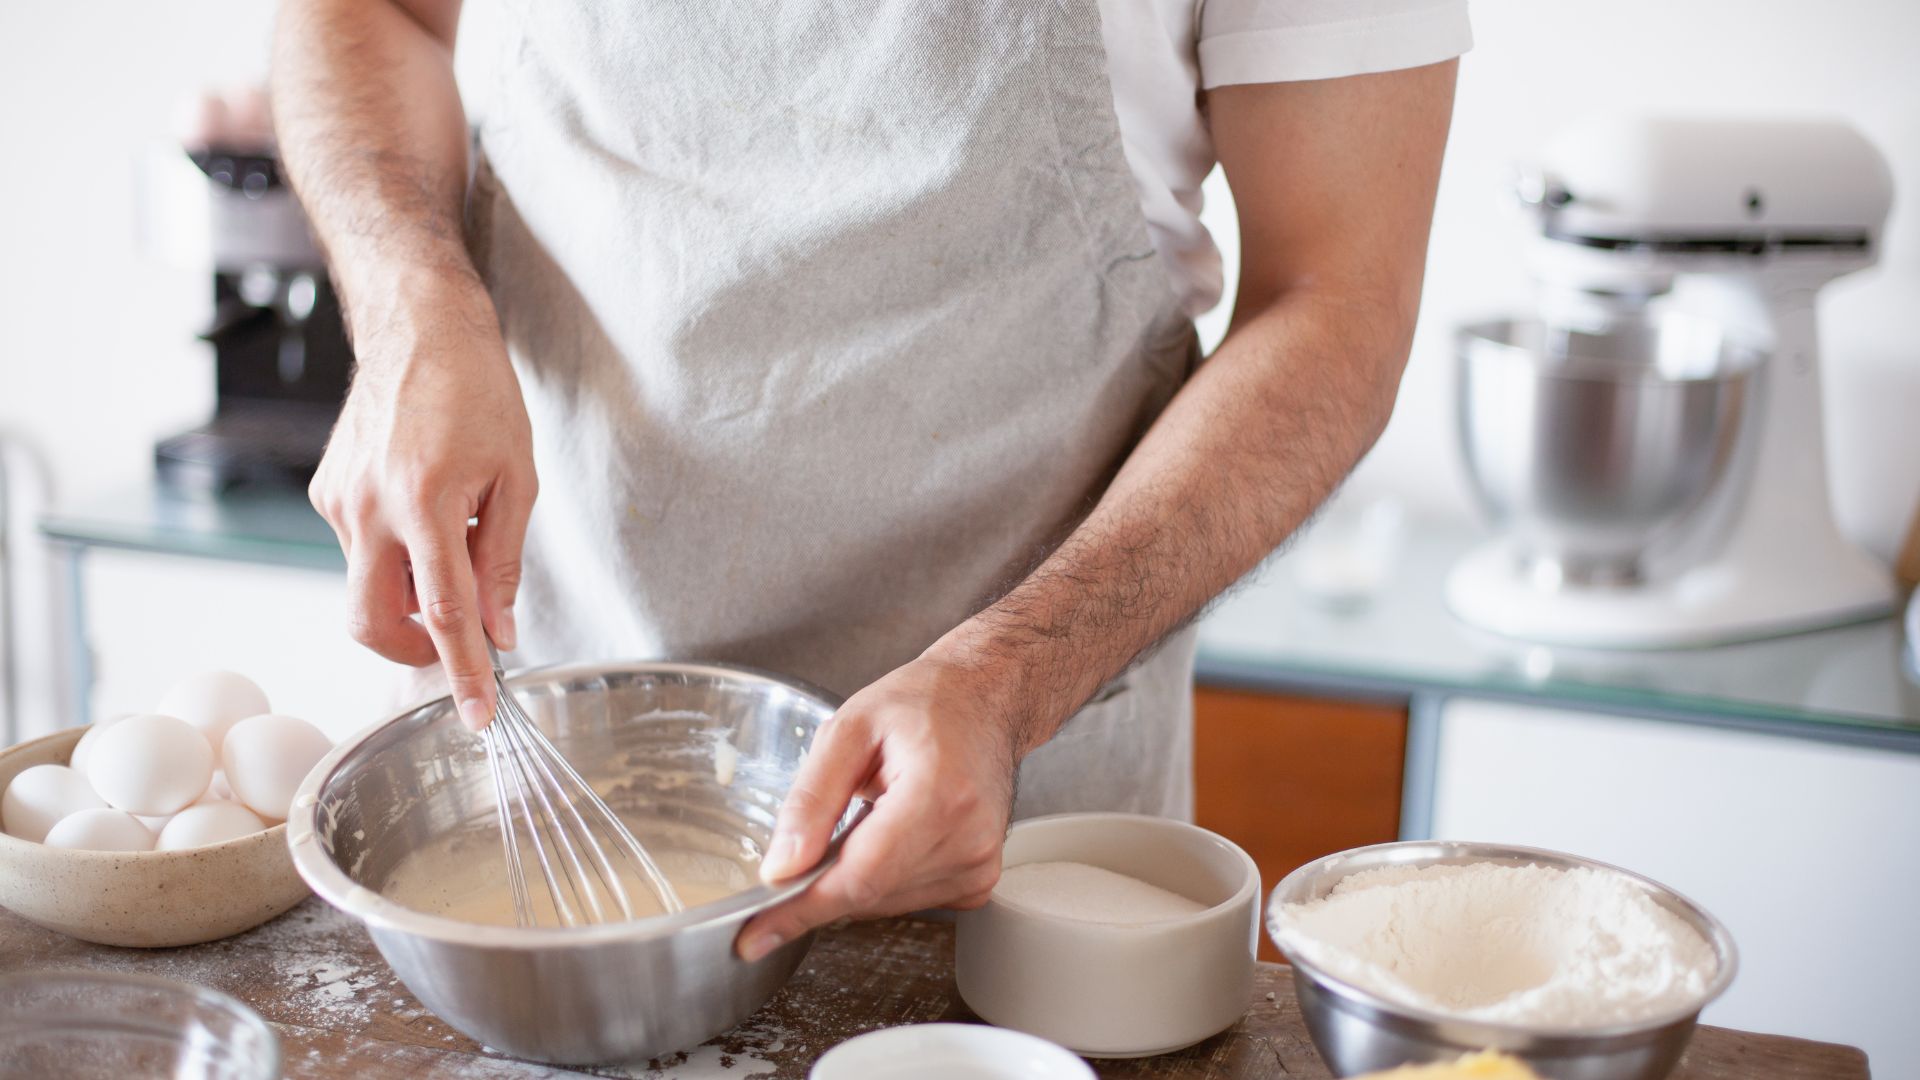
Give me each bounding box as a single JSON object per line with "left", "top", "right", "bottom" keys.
{"left": 0, "top": 727, "right": 309, "bottom": 948}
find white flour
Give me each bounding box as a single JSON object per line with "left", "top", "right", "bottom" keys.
{"left": 994, "top": 861, "right": 1205, "bottom": 925}
{"left": 1271, "top": 862, "right": 1717, "bottom": 1027}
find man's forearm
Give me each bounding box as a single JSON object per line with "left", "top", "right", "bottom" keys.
{"left": 931, "top": 62, "right": 1455, "bottom": 757}
{"left": 271, "top": 0, "right": 478, "bottom": 337}
{"left": 931, "top": 290, "right": 1408, "bottom": 754}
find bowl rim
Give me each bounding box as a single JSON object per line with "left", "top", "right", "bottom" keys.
{"left": 1455, "top": 315, "right": 1768, "bottom": 383}
{"left": 1266, "top": 839, "right": 1740, "bottom": 1041}
{"left": 0, "top": 728, "right": 291, "bottom": 859}
{"left": 0, "top": 968, "right": 281, "bottom": 1078}
{"left": 988, "top": 811, "right": 1261, "bottom": 931}
{"left": 809, "top": 1022, "right": 1095, "bottom": 1080}
{"left": 286, "top": 658, "right": 860, "bottom": 949}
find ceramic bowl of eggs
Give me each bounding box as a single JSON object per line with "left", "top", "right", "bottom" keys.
{"left": 0, "top": 671, "right": 332, "bottom": 947}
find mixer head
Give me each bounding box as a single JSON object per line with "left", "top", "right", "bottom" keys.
{"left": 1516, "top": 115, "right": 1893, "bottom": 319}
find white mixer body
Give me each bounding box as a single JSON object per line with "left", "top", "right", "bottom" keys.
{"left": 1448, "top": 115, "right": 1898, "bottom": 648}
{"left": 1531, "top": 115, "right": 1892, "bottom": 238}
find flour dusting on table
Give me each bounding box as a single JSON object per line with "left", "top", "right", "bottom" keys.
{"left": 247, "top": 900, "right": 420, "bottom": 1030}
{"left": 599, "top": 1010, "right": 790, "bottom": 1078}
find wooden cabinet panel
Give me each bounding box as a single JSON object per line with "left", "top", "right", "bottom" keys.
{"left": 1192, "top": 685, "right": 1407, "bottom": 961}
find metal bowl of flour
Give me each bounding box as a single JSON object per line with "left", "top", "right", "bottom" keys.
{"left": 286, "top": 660, "right": 857, "bottom": 1066}
{"left": 1267, "top": 841, "right": 1738, "bottom": 1079}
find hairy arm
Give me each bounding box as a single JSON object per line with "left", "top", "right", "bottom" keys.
{"left": 947, "top": 61, "right": 1459, "bottom": 749}
{"left": 273, "top": 0, "right": 472, "bottom": 310}
{"left": 740, "top": 60, "right": 1457, "bottom": 960}
{"left": 274, "top": 0, "right": 535, "bottom": 730}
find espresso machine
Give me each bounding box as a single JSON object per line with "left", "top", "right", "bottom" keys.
{"left": 1447, "top": 115, "right": 1897, "bottom": 648}
{"left": 148, "top": 88, "right": 351, "bottom": 493}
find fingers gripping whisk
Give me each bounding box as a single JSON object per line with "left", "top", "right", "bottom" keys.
{"left": 480, "top": 641, "right": 683, "bottom": 927}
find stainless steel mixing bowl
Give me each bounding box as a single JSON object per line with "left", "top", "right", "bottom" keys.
{"left": 1267, "top": 841, "right": 1738, "bottom": 1080}
{"left": 286, "top": 660, "right": 858, "bottom": 1066}
{"left": 1456, "top": 315, "right": 1761, "bottom": 586}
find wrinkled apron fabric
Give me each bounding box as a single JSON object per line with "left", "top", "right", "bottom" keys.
{"left": 464, "top": 1, "right": 1200, "bottom": 820}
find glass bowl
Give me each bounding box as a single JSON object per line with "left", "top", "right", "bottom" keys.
{"left": 0, "top": 971, "right": 279, "bottom": 1080}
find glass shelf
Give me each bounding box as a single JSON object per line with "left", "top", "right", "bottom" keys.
{"left": 41, "top": 482, "right": 343, "bottom": 572}
{"left": 1196, "top": 516, "right": 1920, "bottom": 742}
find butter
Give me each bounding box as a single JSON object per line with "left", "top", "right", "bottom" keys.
{"left": 1355, "top": 1051, "right": 1540, "bottom": 1080}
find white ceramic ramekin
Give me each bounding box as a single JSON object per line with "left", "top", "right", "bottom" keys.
{"left": 955, "top": 812, "right": 1260, "bottom": 1057}
{"left": 809, "top": 1023, "right": 1093, "bottom": 1080}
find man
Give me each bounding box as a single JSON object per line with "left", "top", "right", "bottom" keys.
{"left": 273, "top": 0, "right": 1465, "bottom": 961}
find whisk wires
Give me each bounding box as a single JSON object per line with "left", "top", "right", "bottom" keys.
{"left": 482, "top": 641, "right": 684, "bottom": 928}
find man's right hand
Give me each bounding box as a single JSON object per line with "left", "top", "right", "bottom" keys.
{"left": 309, "top": 274, "right": 537, "bottom": 731}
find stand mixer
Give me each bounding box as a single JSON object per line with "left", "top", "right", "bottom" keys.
{"left": 1447, "top": 115, "right": 1897, "bottom": 648}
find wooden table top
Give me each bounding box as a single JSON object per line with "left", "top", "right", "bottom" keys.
{"left": 0, "top": 900, "right": 1868, "bottom": 1079}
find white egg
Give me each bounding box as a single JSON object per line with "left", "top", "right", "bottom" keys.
{"left": 155, "top": 671, "right": 270, "bottom": 757}
{"left": 84, "top": 714, "right": 215, "bottom": 817}
{"left": 221, "top": 714, "right": 332, "bottom": 822}
{"left": 136, "top": 771, "right": 239, "bottom": 833}
{"left": 2, "top": 764, "right": 107, "bottom": 843}
{"left": 68, "top": 713, "right": 133, "bottom": 776}
{"left": 156, "top": 800, "right": 266, "bottom": 851}
{"left": 44, "top": 808, "right": 156, "bottom": 852}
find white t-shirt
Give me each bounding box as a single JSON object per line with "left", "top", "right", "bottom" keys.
{"left": 455, "top": 1, "right": 1471, "bottom": 316}
{"left": 1102, "top": 0, "right": 1474, "bottom": 314}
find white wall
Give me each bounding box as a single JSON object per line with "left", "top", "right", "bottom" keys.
{"left": 4, "top": 0, "right": 1915, "bottom": 548}
{"left": 0, "top": 2, "right": 278, "bottom": 504}
{"left": 1197, "top": 0, "right": 1920, "bottom": 561}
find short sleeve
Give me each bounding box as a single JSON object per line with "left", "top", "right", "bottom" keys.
{"left": 1197, "top": 0, "right": 1473, "bottom": 89}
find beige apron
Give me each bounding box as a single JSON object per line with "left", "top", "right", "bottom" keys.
{"left": 464, "top": 0, "right": 1200, "bottom": 820}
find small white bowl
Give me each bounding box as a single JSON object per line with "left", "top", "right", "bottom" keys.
{"left": 0, "top": 728, "right": 308, "bottom": 947}
{"left": 809, "top": 1023, "right": 1093, "bottom": 1080}
{"left": 956, "top": 812, "right": 1259, "bottom": 1057}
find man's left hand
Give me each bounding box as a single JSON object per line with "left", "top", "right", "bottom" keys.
{"left": 734, "top": 652, "right": 1021, "bottom": 961}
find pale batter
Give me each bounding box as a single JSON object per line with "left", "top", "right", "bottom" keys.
{"left": 383, "top": 828, "right": 756, "bottom": 927}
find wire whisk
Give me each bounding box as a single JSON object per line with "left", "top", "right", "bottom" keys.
{"left": 480, "top": 640, "right": 683, "bottom": 927}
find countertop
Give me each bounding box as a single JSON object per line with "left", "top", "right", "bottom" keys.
{"left": 0, "top": 900, "right": 1867, "bottom": 1079}
{"left": 42, "top": 482, "right": 1920, "bottom": 748}
{"left": 1196, "top": 517, "right": 1920, "bottom": 750}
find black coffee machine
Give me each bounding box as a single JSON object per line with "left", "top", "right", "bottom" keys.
{"left": 155, "top": 120, "right": 352, "bottom": 493}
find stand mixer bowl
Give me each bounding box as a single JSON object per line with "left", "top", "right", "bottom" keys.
{"left": 1456, "top": 314, "right": 1761, "bottom": 587}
